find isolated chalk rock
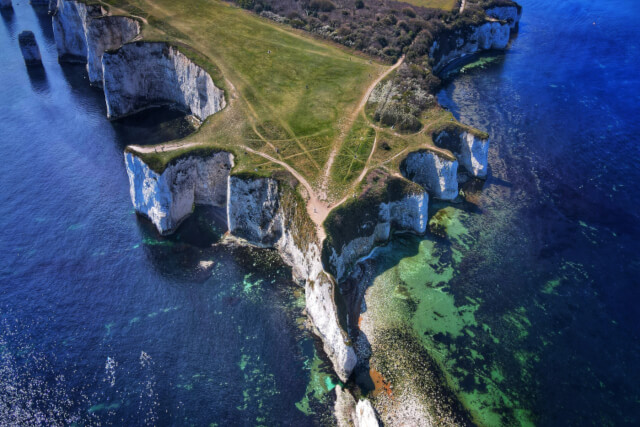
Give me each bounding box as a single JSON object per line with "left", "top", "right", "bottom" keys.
{"left": 401, "top": 150, "right": 459, "bottom": 200}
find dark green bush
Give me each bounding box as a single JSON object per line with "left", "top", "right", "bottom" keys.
{"left": 309, "top": 0, "right": 335, "bottom": 12}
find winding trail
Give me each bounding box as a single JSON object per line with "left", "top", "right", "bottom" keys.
{"left": 125, "top": 19, "right": 407, "bottom": 239}
{"left": 240, "top": 146, "right": 330, "bottom": 240}
{"left": 321, "top": 55, "right": 405, "bottom": 198}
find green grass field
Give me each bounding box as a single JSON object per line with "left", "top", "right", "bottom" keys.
{"left": 106, "top": 0, "right": 385, "bottom": 189}
{"left": 107, "top": 0, "right": 473, "bottom": 206}
{"left": 399, "top": 0, "right": 458, "bottom": 11}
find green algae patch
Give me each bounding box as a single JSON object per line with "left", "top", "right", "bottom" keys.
{"left": 359, "top": 224, "right": 540, "bottom": 426}
{"left": 295, "top": 352, "right": 340, "bottom": 416}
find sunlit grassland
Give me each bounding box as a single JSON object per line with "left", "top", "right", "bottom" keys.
{"left": 106, "top": 0, "right": 385, "bottom": 187}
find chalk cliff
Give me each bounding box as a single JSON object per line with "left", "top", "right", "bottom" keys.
{"left": 52, "top": 0, "right": 103, "bottom": 63}
{"left": 486, "top": 4, "right": 522, "bottom": 29}
{"left": 227, "top": 175, "right": 357, "bottom": 381}
{"left": 335, "top": 385, "right": 380, "bottom": 427}
{"left": 434, "top": 128, "right": 490, "bottom": 178}
{"left": 124, "top": 151, "right": 233, "bottom": 235}
{"left": 102, "top": 42, "right": 226, "bottom": 120}
{"left": 86, "top": 16, "right": 140, "bottom": 85}
{"left": 430, "top": 21, "right": 511, "bottom": 73}
{"left": 401, "top": 150, "right": 459, "bottom": 200}
{"left": 51, "top": 0, "right": 140, "bottom": 85}
{"left": 324, "top": 189, "right": 428, "bottom": 282}
{"left": 125, "top": 153, "right": 356, "bottom": 381}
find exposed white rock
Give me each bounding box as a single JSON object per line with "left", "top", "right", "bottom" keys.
{"left": 335, "top": 386, "right": 380, "bottom": 427}
{"left": 355, "top": 399, "right": 380, "bottom": 427}
{"left": 18, "top": 31, "right": 42, "bottom": 65}
{"left": 334, "top": 385, "right": 357, "bottom": 427}
{"left": 327, "top": 191, "right": 428, "bottom": 282}
{"left": 430, "top": 21, "right": 511, "bottom": 73}
{"left": 275, "top": 222, "right": 324, "bottom": 285}
{"left": 227, "top": 175, "right": 356, "bottom": 381}
{"left": 102, "top": 42, "right": 225, "bottom": 120}
{"left": 124, "top": 151, "right": 233, "bottom": 235}
{"left": 486, "top": 5, "right": 522, "bottom": 28}
{"left": 52, "top": 0, "right": 103, "bottom": 63}
{"left": 434, "top": 130, "right": 489, "bottom": 178}
{"left": 86, "top": 16, "right": 140, "bottom": 86}
{"left": 460, "top": 131, "right": 489, "bottom": 178}
{"left": 51, "top": 1, "right": 140, "bottom": 84}
{"left": 305, "top": 273, "right": 357, "bottom": 382}
{"left": 226, "top": 176, "right": 282, "bottom": 246}
{"left": 328, "top": 222, "right": 390, "bottom": 283}
{"left": 386, "top": 193, "right": 429, "bottom": 234}
{"left": 402, "top": 150, "right": 459, "bottom": 200}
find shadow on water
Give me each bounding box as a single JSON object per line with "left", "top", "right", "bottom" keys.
{"left": 57, "top": 62, "right": 195, "bottom": 147}
{"left": 111, "top": 107, "right": 197, "bottom": 148}
{"left": 1, "top": 7, "right": 16, "bottom": 38}
{"left": 26, "top": 64, "right": 50, "bottom": 94}
{"left": 137, "top": 206, "right": 228, "bottom": 281}
{"left": 32, "top": 5, "right": 55, "bottom": 44}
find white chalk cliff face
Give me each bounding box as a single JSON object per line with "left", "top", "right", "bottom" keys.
{"left": 402, "top": 151, "right": 459, "bottom": 200}
{"left": 86, "top": 16, "right": 140, "bottom": 86}
{"left": 226, "top": 177, "right": 282, "bottom": 246}
{"left": 124, "top": 151, "right": 233, "bottom": 235}
{"left": 486, "top": 5, "right": 522, "bottom": 29}
{"left": 430, "top": 21, "right": 511, "bottom": 73}
{"left": 335, "top": 385, "right": 380, "bottom": 427}
{"left": 126, "top": 159, "right": 357, "bottom": 381}
{"left": 327, "top": 192, "right": 429, "bottom": 282}
{"left": 52, "top": 0, "right": 103, "bottom": 62}
{"left": 227, "top": 176, "right": 356, "bottom": 381}
{"left": 434, "top": 130, "right": 490, "bottom": 178}
{"left": 102, "top": 42, "right": 226, "bottom": 121}
{"left": 51, "top": 0, "right": 140, "bottom": 84}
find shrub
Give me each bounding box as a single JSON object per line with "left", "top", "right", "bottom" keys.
{"left": 402, "top": 7, "right": 416, "bottom": 18}
{"left": 355, "top": 0, "right": 364, "bottom": 9}
{"left": 290, "top": 18, "right": 306, "bottom": 28}
{"left": 309, "top": 0, "right": 336, "bottom": 12}
{"left": 397, "top": 20, "right": 410, "bottom": 32}
{"left": 382, "top": 14, "right": 397, "bottom": 25}
{"left": 237, "top": 0, "right": 254, "bottom": 9}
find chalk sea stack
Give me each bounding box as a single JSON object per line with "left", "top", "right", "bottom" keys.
{"left": 18, "top": 31, "right": 43, "bottom": 66}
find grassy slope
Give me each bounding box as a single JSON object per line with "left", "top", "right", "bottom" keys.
{"left": 399, "top": 0, "right": 458, "bottom": 11}
{"left": 109, "top": 0, "right": 481, "bottom": 204}
{"left": 108, "top": 0, "right": 385, "bottom": 188}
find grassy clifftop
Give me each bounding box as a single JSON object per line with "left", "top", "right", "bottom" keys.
{"left": 108, "top": 0, "right": 384, "bottom": 190}
{"left": 110, "top": 0, "right": 516, "bottom": 234}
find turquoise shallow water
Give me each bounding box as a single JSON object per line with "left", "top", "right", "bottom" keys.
{"left": 0, "top": 4, "right": 335, "bottom": 425}
{"left": 363, "top": 0, "right": 640, "bottom": 424}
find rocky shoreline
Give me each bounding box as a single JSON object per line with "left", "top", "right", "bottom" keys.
{"left": 47, "top": 0, "right": 521, "bottom": 424}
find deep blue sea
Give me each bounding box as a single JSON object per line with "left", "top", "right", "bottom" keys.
{"left": 361, "top": 0, "right": 640, "bottom": 425}
{"left": 0, "top": 4, "right": 336, "bottom": 425}
{"left": 2, "top": 0, "right": 640, "bottom": 425}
